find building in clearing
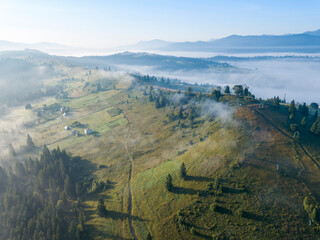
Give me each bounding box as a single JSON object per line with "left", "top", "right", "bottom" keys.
{"left": 84, "top": 128, "right": 92, "bottom": 135}
{"left": 64, "top": 126, "right": 70, "bottom": 130}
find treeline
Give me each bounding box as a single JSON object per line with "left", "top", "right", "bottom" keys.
{"left": 0, "top": 146, "right": 87, "bottom": 240}
{"left": 133, "top": 73, "right": 217, "bottom": 93}
{"left": 82, "top": 78, "right": 117, "bottom": 93}
{"left": 144, "top": 83, "right": 254, "bottom": 126}
{"left": 146, "top": 86, "right": 199, "bottom": 126}
{"left": 277, "top": 99, "right": 320, "bottom": 138}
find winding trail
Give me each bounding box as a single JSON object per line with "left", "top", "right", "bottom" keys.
{"left": 109, "top": 110, "right": 137, "bottom": 239}
{"left": 122, "top": 112, "right": 138, "bottom": 240}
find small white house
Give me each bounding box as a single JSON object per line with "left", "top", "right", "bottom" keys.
{"left": 64, "top": 126, "right": 70, "bottom": 130}
{"left": 60, "top": 107, "right": 65, "bottom": 112}
{"left": 84, "top": 128, "right": 92, "bottom": 135}
{"left": 63, "top": 112, "right": 67, "bottom": 117}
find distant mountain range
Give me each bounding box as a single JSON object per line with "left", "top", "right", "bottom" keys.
{"left": 1, "top": 29, "right": 320, "bottom": 55}
{"left": 122, "top": 29, "right": 320, "bottom": 53}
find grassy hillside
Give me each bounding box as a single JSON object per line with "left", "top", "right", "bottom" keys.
{"left": 1, "top": 64, "right": 320, "bottom": 240}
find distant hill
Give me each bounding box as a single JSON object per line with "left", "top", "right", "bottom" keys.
{"left": 0, "top": 49, "right": 50, "bottom": 59}
{"left": 161, "top": 33, "right": 320, "bottom": 53}
{"left": 0, "top": 40, "right": 72, "bottom": 53}
{"left": 303, "top": 29, "right": 320, "bottom": 36}
{"left": 68, "top": 51, "right": 233, "bottom": 71}
{"left": 114, "top": 39, "right": 171, "bottom": 51}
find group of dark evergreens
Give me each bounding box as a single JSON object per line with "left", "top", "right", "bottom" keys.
{"left": 273, "top": 98, "right": 320, "bottom": 138}
{"left": 140, "top": 74, "right": 319, "bottom": 140}
{"left": 0, "top": 146, "right": 88, "bottom": 240}
{"left": 165, "top": 163, "right": 187, "bottom": 192}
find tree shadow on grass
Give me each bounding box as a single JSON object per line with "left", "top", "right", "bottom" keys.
{"left": 86, "top": 224, "right": 131, "bottom": 240}
{"left": 102, "top": 233, "right": 131, "bottom": 240}
{"left": 184, "top": 175, "right": 215, "bottom": 182}
{"left": 107, "top": 210, "right": 149, "bottom": 222}
{"left": 221, "top": 186, "right": 246, "bottom": 194}
{"left": 195, "top": 232, "right": 213, "bottom": 240}
{"left": 241, "top": 211, "right": 265, "bottom": 222}
{"left": 84, "top": 208, "right": 149, "bottom": 223}
{"left": 214, "top": 205, "right": 232, "bottom": 215}
{"left": 92, "top": 131, "right": 101, "bottom": 137}
{"left": 73, "top": 156, "right": 98, "bottom": 177}
{"left": 171, "top": 186, "right": 206, "bottom": 196}
{"left": 105, "top": 181, "right": 116, "bottom": 190}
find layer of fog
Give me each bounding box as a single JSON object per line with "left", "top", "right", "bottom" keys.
{"left": 125, "top": 59, "right": 320, "bottom": 104}
{"left": 129, "top": 50, "right": 320, "bottom": 58}
{"left": 96, "top": 69, "right": 134, "bottom": 83}
{"left": 200, "top": 99, "right": 235, "bottom": 122}
{"left": 0, "top": 106, "right": 36, "bottom": 159}
{"left": 0, "top": 59, "right": 52, "bottom": 105}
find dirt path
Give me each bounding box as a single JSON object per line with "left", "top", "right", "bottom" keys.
{"left": 109, "top": 111, "right": 137, "bottom": 240}
{"left": 122, "top": 112, "right": 138, "bottom": 240}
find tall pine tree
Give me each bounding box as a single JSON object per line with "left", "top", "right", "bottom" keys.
{"left": 166, "top": 174, "right": 173, "bottom": 191}
{"left": 180, "top": 163, "right": 187, "bottom": 179}
{"left": 97, "top": 198, "right": 107, "bottom": 217}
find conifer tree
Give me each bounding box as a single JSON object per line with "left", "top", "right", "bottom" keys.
{"left": 289, "top": 100, "right": 297, "bottom": 115}
{"left": 64, "top": 175, "right": 74, "bottom": 197}
{"left": 166, "top": 174, "right": 173, "bottom": 191}
{"left": 310, "top": 118, "right": 320, "bottom": 135}
{"left": 27, "top": 134, "right": 35, "bottom": 149}
{"left": 180, "top": 163, "right": 187, "bottom": 179}
{"left": 301, "top": 103, "right": 309, "bottom": 117}
{"left": 155, "top": 97, "right": 161, "bottom": 109}
{"left": 244, "top": 88, "right": 249, "bottom": 96}
{"left": 178, "top": 107, "right": 183, "bottom": 119}
{"left": 188, "top": 107, "right": 196, "bottom": 122}
{"left": 187, "top": 87, "right": 192, "bottom": 96}
{"left": 211, "top": 90, "right": 221, "bottom": 101}
{"left": 97, "top": 198, "right": 107, "bottom": 217}
{"left": 9, "top": 144, "right": 16, "bottom": 157}
{"left": 274, "top": 97, "right": 280, "bottom": 108}
{"left": 224, "top": 85, "right": 230, "bottom": 94}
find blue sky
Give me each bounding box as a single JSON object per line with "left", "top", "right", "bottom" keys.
{"left": 0, "top": 0, "right": 320, "bottom": 48}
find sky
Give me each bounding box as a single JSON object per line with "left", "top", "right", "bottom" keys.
{"left": 0, "top": 0, "right": 320, "bottom": 48}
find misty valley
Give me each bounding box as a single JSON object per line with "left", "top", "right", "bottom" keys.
{"left": 0, "top": 48, "right": 319, "bottom": 240}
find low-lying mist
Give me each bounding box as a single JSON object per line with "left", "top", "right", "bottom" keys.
{"left": 0, "top": 106, "right": 36, "bottom": 162}
{"left": 0, "top": 58, "right": 52, "bottom": 106}
{"left": 122, "top": 58, "right": 320, "bottom": 104}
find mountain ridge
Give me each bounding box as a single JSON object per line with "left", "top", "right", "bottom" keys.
{"left": 1, "top": 29, "right": 320, "bottom": 55}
